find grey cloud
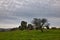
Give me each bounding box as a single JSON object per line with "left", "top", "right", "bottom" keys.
{"left": 0, "top": 0, "right": 60, "bottom": 28}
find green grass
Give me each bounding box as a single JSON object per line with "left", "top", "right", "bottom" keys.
{"left": 0, "top": 29, "right": 60, "bottom": 40}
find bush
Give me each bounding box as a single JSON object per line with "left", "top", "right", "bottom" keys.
{"left": 51, "top": 27, "right": 57, "bottom": 29}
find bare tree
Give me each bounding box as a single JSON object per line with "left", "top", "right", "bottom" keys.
{"left": 32, "top": 18, "right": 41, "bottom": 29}
{"left": 32, "top": 18, "right": 49, "bottom": 32}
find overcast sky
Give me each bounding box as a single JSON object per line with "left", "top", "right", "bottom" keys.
{"left": 0, "top": 0, "right": 60, "bottom": 28}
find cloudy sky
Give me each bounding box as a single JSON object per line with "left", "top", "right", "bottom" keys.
{"left": 0, "top": 0, "right": 60, "bottom": 28}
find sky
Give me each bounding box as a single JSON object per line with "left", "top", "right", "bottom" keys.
{"left": 0, "top": 0, "right": 60, "bottom": 28}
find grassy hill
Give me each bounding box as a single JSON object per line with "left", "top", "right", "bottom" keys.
{"left": 0, "top": 29, "right": 60, "bottom": 40}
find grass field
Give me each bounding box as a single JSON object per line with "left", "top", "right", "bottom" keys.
{"left": 0, "top": 29, "right": 60, "bottom": 40}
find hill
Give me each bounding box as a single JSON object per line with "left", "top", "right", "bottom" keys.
{"left": 0, "top": 29, "right": 60, "bottom": 40}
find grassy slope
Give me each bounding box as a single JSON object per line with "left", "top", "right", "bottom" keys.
{"left": 0, "top": 29, "right": 60, "bottom": 40}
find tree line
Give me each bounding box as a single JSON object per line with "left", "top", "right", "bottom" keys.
{"left": 19, "top": 18, "right": 50, "bottom": 32}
